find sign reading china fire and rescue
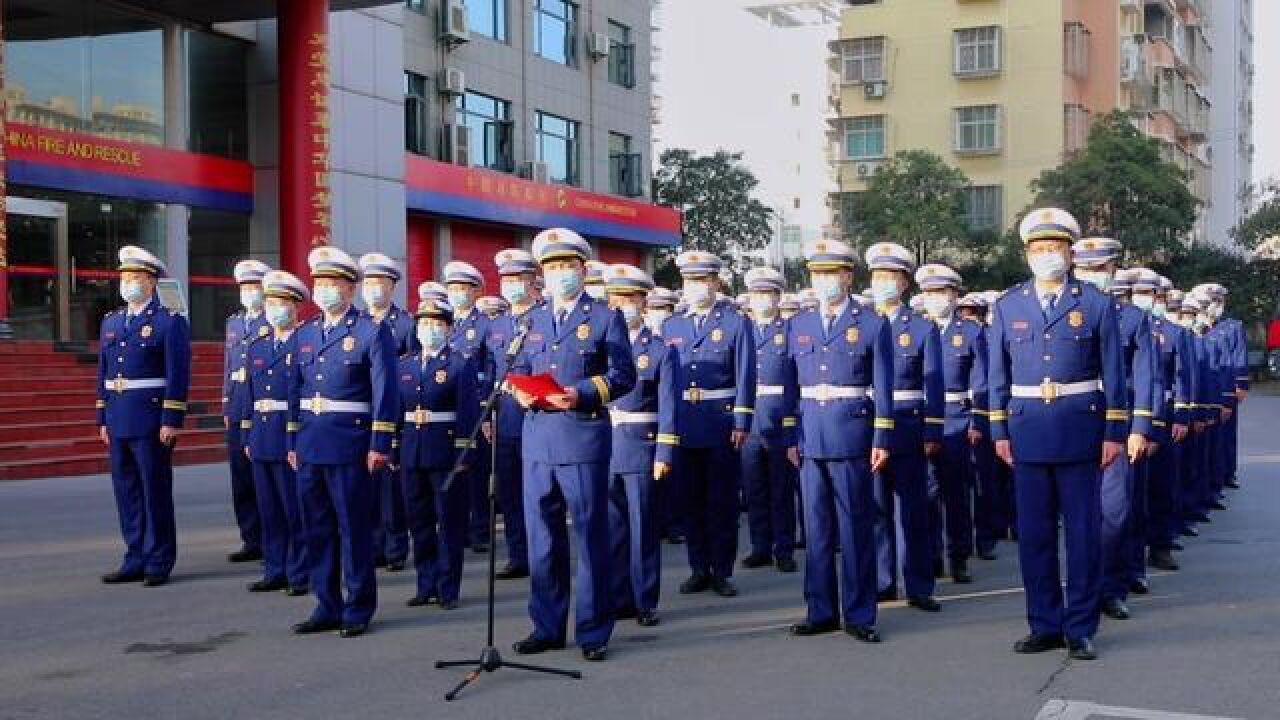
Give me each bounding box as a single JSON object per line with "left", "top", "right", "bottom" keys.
{"left": 7, "top": 127, "right": 143, "bottom": 168}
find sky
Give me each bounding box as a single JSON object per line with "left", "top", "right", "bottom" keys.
{"left": 656, "top": 0, "right": 1279, "bottom": 230}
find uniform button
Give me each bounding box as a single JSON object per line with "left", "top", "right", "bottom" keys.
{"left": 119, "top": 342, "right": 125, "bottom": 347}
{"left": 319, "top": 357, "right": 325, "bottom": 362}
{"left": 550, "top": 364, "right": 557, "bottom": 370}
{"left": 1044, "top": 355, "right": 1051, "bottom": 361}
{"left": 267, "top": 370, "right": 273, "bottom": 375}
{"left": 118, "top": 357, "right": 124, "bottom": 362}
{"left": 691, "top": 381, "right": 698, "bottom": 387}
{"left": 265, "top": 385, "right": 271, "bottom": 391}
{"left": 316, "top": 375, "right": 324, "bottom": 380}
{"left": 552, "top": 344, "right": 559, "bottom": 351}
{"left": 820, "top": 365, "right": 827, "bottom": 371}
{"left": 1044, "top": 333, "right": 1051, "bottom": 339}
{"left": 417, "top": 386, "right": 422, "bottom": 390}
{"left": 691, "top": 364, "right": 698, "bottom": 370}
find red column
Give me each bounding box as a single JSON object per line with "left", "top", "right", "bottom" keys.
{"left": 278, "top": 0, "right": 331, "bottom": 280}
{"left": 0, "top": 0, "right": 12, "bottom": 338}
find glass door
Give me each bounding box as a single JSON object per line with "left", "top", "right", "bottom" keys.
{"left": 6, "top": 198, "right": 70, "bottom": 342}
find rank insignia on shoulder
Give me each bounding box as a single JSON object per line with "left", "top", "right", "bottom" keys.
{"left": 637, "top": 354, "right": 650, "bottom": 370}
{"left": 141, "top": 325, "right": 153, "bottom": 338}
{"left": 846, "top": 327, "right": 859, "bottom": 344}
{"left": 577, "top": 324, "right": 591, "bottom": 340}
{"left": 898, "top": 332, "right": 911, "bottom": 347}
{"left": 343, "top": 337, "right": 356, "bottom": 352}
{"left": 952, "top": 334, "right": 964, "bottom": 347}
{"left": 435, "top": 370, "right": 448, "bottom": 384}
{"left": 1068, "top": 310, "right": 1084, "bottom": 328}
{"left": 711, "top": 328, "right": 723, "bottom": 343}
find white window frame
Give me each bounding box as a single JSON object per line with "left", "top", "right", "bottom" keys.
{"left": 842, "top": 36, "right": 885, "bottom": 84}
{"left": 953, "top": 105, "right": 1001, "bottom": 154}
{"left": 953, "top": 26, "right": 1001, "bottom": 76}
{"left": 963, "top": 185, "right": 1002, "bottom": 232}
{"left": 844, "top": 115, "right": 886, "bottom": 160}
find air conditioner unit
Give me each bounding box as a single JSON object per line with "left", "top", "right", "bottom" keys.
{"left": 437, "top": 67, "right": 465, "bottom": 96}
{"left": 863, "top": 80, "right": 887, "bottom": 99}
{"left": 441, "top": 0, "right": 470, "bottom": 46}
{"left": 855, "top": 161, "right": 881, "bottom": 177}
{"left": 588, "top": 32, "right": 611, "bottom": 59}
{"left": 442, "top": 123, "right": 471, "bottom": 165}
{"left": 522, "top": 161, "right": 550, "bottom": 183}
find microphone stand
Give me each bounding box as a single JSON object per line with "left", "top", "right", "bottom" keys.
{"left": 435, "top": 316, "right": 581, "bottom": 701}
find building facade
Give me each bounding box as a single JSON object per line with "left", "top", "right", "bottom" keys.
{"left": 826, "top": 0, "right": 1218, "bottom": 248}
{"left": 0, "top": 0, "right": 677, "bottom": 343}
{"left": 1206, "top": 0, "right": 1255, "bottom": 247}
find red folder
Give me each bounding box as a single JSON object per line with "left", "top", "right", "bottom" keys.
{"left": 507, "top": 373, "right": 568, "bottom": 409}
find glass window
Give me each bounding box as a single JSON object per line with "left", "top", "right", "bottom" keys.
{"left": 842, "top": 37, "right": 884, "bottom": 83}
{"left": 469, "top": 0, "right": 508, "bottom": 41}
{"left": 609, "top": 131, "right": 641, "bottom": 196}
{"left": 535, "top": 0, "right": 577, "bottom": 66}
{"left": 954, "top": 26, "right": 1001, "bottom": 76}
{"left": 607, "top": 20, "right": 635, "bottom": 88}
{"left": 405, "top": 0, "right": 425, "bottom": 14}
{"left": 188, "top": 208, "right": 250, "bottom": 341}
{"left": 1064, "top": 22, "right": 1091, "bottom": 78}
{"left": 954, "top": 105, "right": 1000, "bottom": 153}
{"left": 406, "top": 72, "right": 430, "bottom": 156}
{"left": 963, "top": 186, "right": 1002, "bottom": 232}
{"left": 455, "top": 91, "right": 514, "bottom": 171}
{"left": 187, "top": 30, "right": 249, "bottom": 160}
{"left": 536, "top": 111, "right": 580, "bottom": 186}
{"left": 844, "top": 116, "right": 885, "bottom": 160}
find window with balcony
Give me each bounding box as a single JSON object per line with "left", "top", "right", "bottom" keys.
{"left": 963, "top": 185, "right": 1002, "bottom": 232}
{"left": 953, "top": 26, "right": 1001, "bottom": 76}
{"left": 536, "top": 110, "right": 580, "bottom": 185}
{"left": 844, "top": 116, "right": 885, "bottom": 160}
{"left": 1064, "top": 22, "right": 1091, "bottom": 78}
{"left": 954, "top": 105, "right": 1000, "bottom": 154}
{"left": 535, "top": 0, "right": 578, "bottom": 66}
{"left": 842, "top": 37, "right": 885, "bottom": 84}
{"left": 608, "top": 20, "right": 636, "bottom": 88}
{"left": 405, "top": 72, "right": 430, "bottom": 156}
{"left": 455, "top": 91, "right": 514, "bottom": 171}
{"left": 469, "top": 0, "right": 508, "bottom": 42}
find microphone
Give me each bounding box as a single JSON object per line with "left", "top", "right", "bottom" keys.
{"left": 505, "top": 315, "right": 532, "bottom": 363}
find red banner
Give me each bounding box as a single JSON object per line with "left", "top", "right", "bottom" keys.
{"left": 278, "top": 0, "right": 331, "bottom": 280}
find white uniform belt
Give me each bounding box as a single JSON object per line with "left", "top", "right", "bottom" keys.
{"left": 800, "top": 384, "right": 869, "bottom": 400}
{"left": 893, "top": 390, "right": 925, "bottom": 402}
{"left": 682, "top": 387, "right": 736, "bottom": 402}
{"left": 610, "top": 410, "right": 659, "bottom": 425}
{"left": 253, "top": 399, "right": 289, "bottom": 413}
{"left": 1010, "top": 378, "right": 1101, "bottom": 401}
{"left": 104, "top": 377, "right": 166, "bottom": 392}
{"left": 403, "top": 409, "right": 457, "bottom": 424}
{"left": 229, "top": 368, "right": 247, "bottom": 383}
{"left": 756, "top": 385, "right": 785, "bottom": 396}
{"left": 944, "top": 391, "right": 972, "bottom": 404}
{"left": 301, "top": 397, "right": 371, "bottom": 414}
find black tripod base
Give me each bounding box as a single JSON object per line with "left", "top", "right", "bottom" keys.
{"left": 436, "top": 646, "right": 582, "bottom": 701}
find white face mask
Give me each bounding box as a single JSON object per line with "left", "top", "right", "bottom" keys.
{"left": 240, "top": 286, "right": 264, "bottom": 312}
{"left": 1194, "top": 314, "right": 1210, "bottom": 331}
{"left": 750, "top": 293, "right": 778, "bottom": 319}
{"left": 645, "top": 310, "right": 671, "bottom": 335}
{"left": 1152, "top": 302, "right": 1167, "bottom": 318}
{"left": 1027, "top": 252, "right": 1067, "bottom": 281}
{"left": 619, "top": 303, "right": 641, "bottom": 327}
{"left": 120, "top": 280, "right": 147, "bottom": 305}
{"left": 812, "top": 277, "right": 845, "bottom": 304}
{"left": 922, "top": 295, "right": 954, "bottom": 321}
{"left": 1076, "top": 269, "right": 1112, "bottom": 291}
{"left": 684, "top": 281, "right": 714, "bottom": 309}
{"left": 1209, "top": 302, "right": 1224, "bottom": 320}
{"left": 870, "top": 279, "right": 900, "bottom": 304}
{"left": 448, "top": 289, "right": 473, "bottom": 311}
{"left": 546, "top": 268, "right": 583, "bottom": 300}
{"left": 1132, "top": 294, "right": 1155, "bottom": 311}
{"left": 362, "top": 284, "right": 389, "bottom": 310}
{"left": 265, "top": 303, "right": 294, "bottom": 329}
{"left": 417, "top": 325, "right": 447, "bottom": 352}
{"left": 314, "top": 285, "right": 344, "bottom": 313}
{"left": 500, "top": 278, "right": 528, "bottom": 304}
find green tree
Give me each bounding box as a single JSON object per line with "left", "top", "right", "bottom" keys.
{"left": 1156, "top": 243, "right": 1280, "bottom": 343}
{"left": 651, "top": 148, "right": 774, "bottom": 288}
{"left": 1231, "top": 180, "right": 1280, "bottom": 253}
{"left": 1030, "top": 110, "right": 1198, "bottom": 264}
{"left": 847, "top": 150, "right": 970, "bottom": 266}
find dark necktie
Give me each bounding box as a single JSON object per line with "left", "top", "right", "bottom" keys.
{"left": 556, "top": 309, "right": 567, "bottom": 333}
{"left": 1042, "top": 293, "right": 1057, "bottom": 319}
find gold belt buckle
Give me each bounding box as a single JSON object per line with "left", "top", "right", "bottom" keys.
{"left": 311, "top": 394, "right": 328, "bottom": 415}
{"left": 687, "top": 388, "right": 703, "bottom": 402}
{"left": 414, "top": 407, "right": 427, "bottom": 427}
{"left": 111, "top": 376, "right": 128, "bottom": 393}
{"left": 814, "top": 385, "right": 830, "bottom": 402}
{"left": 1040, "top": 378, "right": 1059, "bottom": 403}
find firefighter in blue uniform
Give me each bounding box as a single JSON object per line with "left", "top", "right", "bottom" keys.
{"left": 223, "top": 259, "right": 270, "bottom": 564}
{"left": 786, "top": 239, "right": 892, "bottom": 643}
{"left": 97, "top": 246, "right": 190, "bottom": 587}
{"left": 665, "top": 251, "right": 757, "bottom": 598}
{"left": 443, "top": 261, "right": 494, "bottom": 553}
{"left": 956, "top": 293, "right": 1001, "bottom": 560}
{"left": 395, "top": 297, "right": 479, "bottom": 610}
{"left": 240, "top": 270, "right": 310, "bottom": 596}
{"left": 916, "top": 263, "right": 988, "bottom": 584}
{"left": 865, "top": 242, "right": 944, "bottom": 612}
{"left": 644, "top": 287, "right": 684, "bottom": 544}
{"left": 507, "top": 228, "right": 635, "bottom": 662}
{"left": 288, "top": 246, "right": 398, "bottom": 638}
{"left": 479, "top": 295, "right": 509, "bottom": 318}
{"left": 481, "top": 248, "right": 541, "bottom": 580}
{"left": 358, "top": 253, "right": 414, "bottom": 573}
{"left": 604, "top": 264, "right": 680, "bottom": 627}
{"left": 1200, "top": 283, "right": 1247, "bottom": 491}
{"left": 989, "top": 208, "right": 1128, "bottom": 661}
{"left": 1073, "top": 253, "right": 1159, "bottom": 621}
{"left": 739, "top": 266, "right": 800, "bottom": 573}
{"left": 1176, "top": 292, "right": 1216, "bottom": 533}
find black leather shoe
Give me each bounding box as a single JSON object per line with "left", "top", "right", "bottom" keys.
{"left": 496, "top": 564, "right": 530, "bottom": 580}
{"left": 1190, "top": 512, "right": 1211, "bottom": 524}
{"left": 1225, "top": 477, "right": 1241, "bottom": 489}
{"left": 582, "top": 645, "right": 607, "bottom": 662}
{"left": 615, "top": 606, "right": 638, "bottom": 620}
{"left": 977, "top": 548, "right": 998, "bottom": 561}
{"left": 142, "top": 575, "right": 168, "bottom": 587}
{"left": 373, "top": 556, "right": 388, "bottom": 569}
{"left": 512, "top": 635, "right": 565, "bottom": 655}
{"left": 439, "top": 598, "right": 459, "bottom": 610}
{"left": 286, "top": 585, "right": 309, "bottom": 597}
{"left": 1180, "top": 525, "right": 1200, "bottom": 537}
{"left": 471, "top": 543, "right": 490, "bottom": 554}
{"left": 932, "top": 557, "right": 946, "bottom": 579}
{"left": 1013, "top": 633, "right": 1065, "bottom": 654}
{"left": 248, "top": 578, "right": 288, "bottom": 593}
{"left": 951, "top": 558, "right": 973, "bottom": 584}
{"left": 776, "top": 556, "right": 798, "bottom": 573}
{"left": 741, "top": 553, "right": 772, "bottom": 569}
{"left": 1129, "top": 578, "right": 1150, "bottom": 595}
{"left": 339, "top": 623, "right": 368, "bottom": 638}
{"left": 666, "top": 534, "right": 685, "bottom": 545}
{"left": 711, "top": 577, "right": 738, "bottom": 597}
{"left": 845, "top": 624, "right": 881, "bottom": 643}
{"left": 1149, "top": 550, "right": 1180, "bottom": 571}
{"left": 101, "top": 570, "right": 144, "bottom": 584}
{"left": 228, "top": 547, "right": 262, "bottom": 563}
{"left": 794, "top": 537, "right": 806, "bottom": 550}
{"left": 1209, "top": 499, "right": 1228, "bottom": 511}
{"left": 1068, "top": 636, "right": 1097, "bottom": 660}
{"left": 385, "top": 560, "right": 406, "bottom": 573}
{"left": 907, "top": 596, "right": 941, "bottom": 613}
{"left": 636, "top": 610, "right": 660, "bottom": 627}
{"left": 1170, "top": 541, "right": 1185, "bottom": 551}
{"left": 406, "top": 595, "right": 436, "bottom": 607}
{"left": 876, "top": 586, "right": 899, "bottom": 603}
{"left": 679, "top": 573, "right": 711, "bottom": 594}
{"left": 789, "top": 620, "right": 839, "bottom": 636}
{"left": 1101, "top": 597, "right": 1131, "bottom": 620}
{"left": 293, "top": 618, "right": 340, "bottom": 634}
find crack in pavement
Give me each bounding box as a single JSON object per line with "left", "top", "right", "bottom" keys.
{"left": 124, "top": 631, "right": 245, "bottom": 658}
{"left": 1037, "top": 657, "right": 1072, "bottom": 696}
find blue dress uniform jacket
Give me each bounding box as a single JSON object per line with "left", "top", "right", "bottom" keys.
{"left": 242, "top": 331, "right": 298, "bottom": 462}
{"left": 374, "top": 303, "right": 416, "bottom": 357}
{"left": 742, "top": 316, "right": 800, "bottom": 561}
{"left": 1146, "top": 316, "right": 1196, "bottom": 555}
{"left": 939, "top": 317, "right": 990, "bottom": 437}
{"left": 664, "top": 300, "right": 758, "bottom": 447}
{"left": 609, "top": 326, "right": 680, "bottom": 473}
{"left": 96, "top": 295, "right": 191, "bottom": 579}
{"left": 884, "top": 308, "right": 945, "bottom": 451}
{"left": 485, "top": 310, "right": 534, "bottom": 441}
{"left": 752, "top": 316, "right": 799, "bottom": 444}
{"left": 1116, "top": 303, "right": 1160, "bottom": 438}
{"left": 450, "top": 305, "right": 494, "bottom": 546}
{"left": 223, "top": 311, "right": 269, "bottom": 556}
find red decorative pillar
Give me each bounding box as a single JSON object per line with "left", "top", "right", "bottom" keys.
{"left": 278, "top": 0, "right": 330, "bottom": 280}
{"left": 0, "top": 0, "right": 12, "bottom": 339}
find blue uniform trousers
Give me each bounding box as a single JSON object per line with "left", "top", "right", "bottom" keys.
{"left": 1225, "top": 409, "right": 1239, "bottom": 483}
{"left": 467, "top": 440, "right": 492, "bottom": 546}
{"left": 741, "top": 432, "right": 797, "bottom": 560}
{"left": 1127, "top": 456, "right": 1151, "bottom": 584}
{"left": 225, "top": 427, "right": 261, "bottom": 552}
{"left": 972, "top": 437, "right": 1003, "bottom": 553}
{"left": 373, "top": 466, "right": 408, "bottom": 564}
{"left": 1147, "top": 440, "right": 1182, "bottom": 552}
{"left": 1100, "top": 452, "right": 1134, "bottom": 602}
{"left": 1015, "top": 461, "right": 1102, "bottom": 642}
{"left": 495, "top": 438, "right": 529, "bottom": 570}
{"left": 935, "top": 433, "right": 976, "bottom": 561}
{"left": 1179, "top": 431, "right": 1205, "bottom": 526}
{"left": 801, "top": 458, "right": 877, "bottom": 628}
{"left": 401, "top": 468, "right": 467, "bottom": 603}
{"left": 608, "top": 471, "right": 662, "bottom": 613}
{"left": 679, "top": 444, "right": 741, "bottom": 579}
{"left": 297, "top": 462, "right": 377, "bottom": 626}
{"left": 661, "top": 462, "right": 687, "bottom": 539}
{"left": 524, "top": 460, "right": 614, "bottom": 649}
{"left": 251, "top": 460, "right": 308, "bottom": 587}
{"left": 873, "top": 451, "right": 935, "bottom": 599}
{"left": 109, "top": 435, "right": 177, "bottom": 577}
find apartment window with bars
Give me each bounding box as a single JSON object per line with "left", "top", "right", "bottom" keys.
{"left": 953, "top": 26, "right": 1001, "bottom": 76}
{"left": 842, "top": 37, "right": 885, "bottom": 84}
{"left": 1064, "top": 103, "right": 1090, "bottom": 154}
{"left": 844, "top": 116, "right": 885, "bottom": 160}
{"left": 1064, "top": 22, "right": 1091, "bottom": 78}
{"left": 963, "top": 186, "right": 1002, "bottom": 232}
{"left": 954, "top": 105, "right": 1000, "bottom": 154}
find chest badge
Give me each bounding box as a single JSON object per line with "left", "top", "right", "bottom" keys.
{"left": 466, "top": 328, "right": 477, "bottom": 341}
{"left": 711, "top": 328, "right": 724, "bottom": 343}
{"left": 637, "top": 354, "right": 650, "bottom": 370}
{"left": 952, "top": 334, "right": 964, "bottom": 348}
{"left": 343, "top": 336, "right": 356, "bottom": 352}
{"left": 846, "top": 327, "right": 859, "bottom": 344}
{"left": 576, "top": 323, "right": 591, "bottom": 340}
{"left": 774, "top": 333, "right": 785, "bottom": 346}
{"left": 898, "top": 332, "right": 911, "bottom": 348}
{"left": 435, "top": 369, "right": 448, "bottom": 384}
{"left": 140, "top": 325, "right": 153, "bottom": 338}
{"left": 1068, "top": 310, "right": 1084, "bottom": 328}
{"left": 258, "top": 325, "right": 269, "bottom": 337}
